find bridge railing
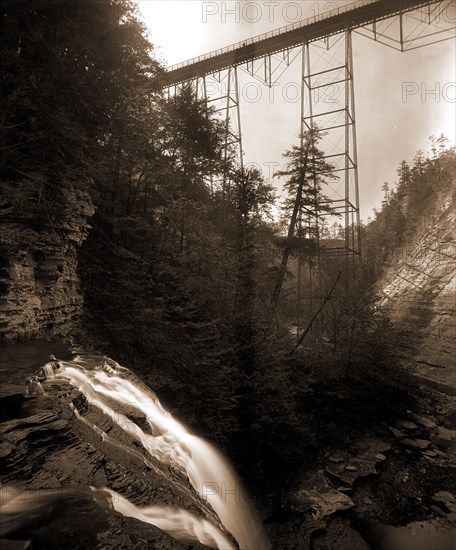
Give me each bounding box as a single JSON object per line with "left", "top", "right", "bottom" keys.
{"left": 166, "top": 0, "right": 379, "bottom": 72}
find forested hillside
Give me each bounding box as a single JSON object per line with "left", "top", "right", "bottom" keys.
{"left": 363, "top": 138, "right": 455, "bottom": 282}
{"left": 0, "top": 0, "right": 160, "bottom": 335}
{"left": 365, "top": 141, "right": 456, "bottom": 385}
{"left": 1, "top": 2, "right": 455, "bottom": 548}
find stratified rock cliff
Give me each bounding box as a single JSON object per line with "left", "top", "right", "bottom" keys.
{"left": 379, "top": 186, "right": 456, "bottom": 383}
{"left": 0, "top": 186, "right": 94, "bottom": 340}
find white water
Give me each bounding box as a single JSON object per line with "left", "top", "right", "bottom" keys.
{"left": 24, "top": 360, "right": 59, "bottom": 397}
{"left": 24, "top": 377, "right": 45, "bottom": 397}
{"left": 42, "top": 363, "right": 57, "bottom": 379}
{"left": 99, "top": 487, "right": 234, "bottom": 549}
{"left": 51, "top": 354, "right": 269, "bottom": 550}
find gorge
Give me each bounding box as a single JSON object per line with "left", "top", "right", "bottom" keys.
{"left": 1, "top": 1, "right": 455, "bottom": 548}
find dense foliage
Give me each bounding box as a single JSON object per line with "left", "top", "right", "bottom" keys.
{"left": 2, "top": 0, "right": 451, "bottom": 513}
{"left": 363, "top": 137, "right": 456, "bottom": 282}
{"left": 1, "top": 0, "right": 161, "bottom": 223}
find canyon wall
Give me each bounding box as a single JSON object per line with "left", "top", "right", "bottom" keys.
{"left": 0, "top": 186, "right": 94, "bottom": 340}
{"left": 380, "top": 186, "right": 455, "bottom": 384}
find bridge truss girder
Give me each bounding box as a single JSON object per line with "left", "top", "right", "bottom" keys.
{"left": 163, "top": 0, "right": 455, "bottom": 303}
{"left": 167, "top": 68, "right": 244, "bottom": 194}
{"left": 355, "top": 0, "right": 455, "bottom": 51}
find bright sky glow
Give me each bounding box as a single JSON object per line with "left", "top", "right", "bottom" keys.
{"left": 137, "top": 0, "right": 456, "bottom": 219}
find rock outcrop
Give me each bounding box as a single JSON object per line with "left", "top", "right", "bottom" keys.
{"left": 0, "top": 186, "right": 94, "bottom": 340}
{"left": 379, "top": 187, "right": 456, "bottom": 381}
{"left": 0, "top": 383, "right": 225, "bottom": 549}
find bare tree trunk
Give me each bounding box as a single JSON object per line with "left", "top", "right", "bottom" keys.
{"left": 110, "top": 141, "right": 122, "bottom": 217}
{"left": 288, "top": 271, "right": 342, "bottom": 355}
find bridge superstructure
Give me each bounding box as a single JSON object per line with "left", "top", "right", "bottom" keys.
{"left": 163, "top": 0, "right": 455, "bottom": 308}
{"left": 165, "top": 0, "right": 455, "bottom": 86}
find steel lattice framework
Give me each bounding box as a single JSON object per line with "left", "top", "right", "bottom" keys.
{"left": 163, "top": 0, "right": 455, "bottom": 283}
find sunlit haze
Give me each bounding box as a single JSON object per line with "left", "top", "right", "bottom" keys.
{"left": 137, "top": 0, "right": 455, "bottom": 219}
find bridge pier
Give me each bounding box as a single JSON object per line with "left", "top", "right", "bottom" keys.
{"left": 163, "top": 0, "right": 455, "bottom": 310}
{"left": 194, "top": 68, "right": 244, "bottom": 194}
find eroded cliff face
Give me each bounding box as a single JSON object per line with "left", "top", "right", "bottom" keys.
{"left": 0, "top": 186, "right": 94, "bottom": 340}
{"left": 379, "top": 186, "right": 455, "bottom": 383}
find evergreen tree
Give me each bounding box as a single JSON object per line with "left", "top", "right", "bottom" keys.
{"left": 271, "top": 126, "right": 338, "bottom": 308}
{"left": 1, "top": 0, "right": 161, "bottom": 223}
{"left": 229, "top": 167, "right": 276, "bottom": 372}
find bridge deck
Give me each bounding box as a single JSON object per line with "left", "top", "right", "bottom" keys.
{"left": 164, "top": 0, "right": 439, "bottom": 86}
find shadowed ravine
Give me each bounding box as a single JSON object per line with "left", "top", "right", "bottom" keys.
{"left": 0, "top": 350, "right": 269, "bottom": 550}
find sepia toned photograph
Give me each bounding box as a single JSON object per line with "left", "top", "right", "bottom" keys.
{"left": 1, "top": 1, "right": 455, "bottom": 548}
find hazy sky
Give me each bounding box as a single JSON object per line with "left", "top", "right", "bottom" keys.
{"left": 137, "top": 0, "right": 455, "bottom": 219}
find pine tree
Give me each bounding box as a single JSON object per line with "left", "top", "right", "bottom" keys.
{"left": 271, "top": 126, "right": 338, "bottom": 308}
{"left": 1, "top": 0, "right": 161, "bottom": 223}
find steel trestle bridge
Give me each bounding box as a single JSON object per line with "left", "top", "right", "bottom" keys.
{"left": 163, "top": 0, "right": 455, "bottom": 271}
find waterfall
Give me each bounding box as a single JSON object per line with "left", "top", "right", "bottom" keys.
{"left": 24, "top": 359, "right": 61, "bottom": 397}
{"left": 45, "top": 354, "right": 269, "bottom": 550}
{"left": 41, "top": 363, "right": 58, "bottom": 379}
{"left": 24, "top": 377, "right": 45, "bottom": 397}
{"left": 99, "top": 487, "right": 235, "bottom": 549}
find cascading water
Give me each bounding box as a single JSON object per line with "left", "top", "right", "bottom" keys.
{"left": 41, "top": 363, "right": 57, "bottom": 379}
{"left": 99, "top": 487, "right": 235, "bottom": 549}
{"left": 38, "top": 352, "right": 269, "bottom": 550}
{"left": 24, "top": 359, "right": 60, "bottom": 397}
{"left": 24, "top": 377, "right": 45, "bottom": 397}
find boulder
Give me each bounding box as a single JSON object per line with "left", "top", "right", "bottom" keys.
{"left": 400, "top": 439, "right": 431, "bottom": 450}
{"left": 397, "top": 420, "right": 418, "bottom": 431}
{"left": 434, "top": 427, "right": 456, "bottom": 449}
{"left": 389, "top": 426, "right": 405, "bottom": 438}
{"left": 412, "top": 415, "right": 437, "bottom": 429}
{"left": 295, "top": 489, "right": 355, "bottom": 520}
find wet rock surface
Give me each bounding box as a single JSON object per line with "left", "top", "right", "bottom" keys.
{"left": 312, "top": 517, "right": 370, "bottom": 550}
{"left": 435, "top": 426, "right": 456, "bottom": 448}
{"left": 412, "top": 414, "right": 437, "bottom": 429}
{"left": 290, "top": 471, "right": 355, "bottom": 520}
{"left": 400, "top": 438, "right": 431, "bottom": 450}
{"left": 266, "top": 383, "right": 456, "bottom": 549}
{"left": 0, "top": 379, "right": 230, "bottom": 550}
{"left": 322, "top": 439, "right": 391, "bottom": 490}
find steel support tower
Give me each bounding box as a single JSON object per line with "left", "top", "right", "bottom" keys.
{"left": 163, "top": 0, "right": 455, "bottom": 284}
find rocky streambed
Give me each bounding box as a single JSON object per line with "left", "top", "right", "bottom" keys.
{"left": 0, "top": 404, "right": 225, "bottom": 549}
{"left": 266, "top": 382, "right": 456, "bottom": 550}
{"left": 1, "top": 343, "right": 455, "bottom": 549}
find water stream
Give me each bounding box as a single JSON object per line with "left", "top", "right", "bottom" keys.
{"left": 26, "top": 351, "right": 269, "bottom": 550}
{"left": 356, "top": 518, "right": 456, "bottom": 550}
